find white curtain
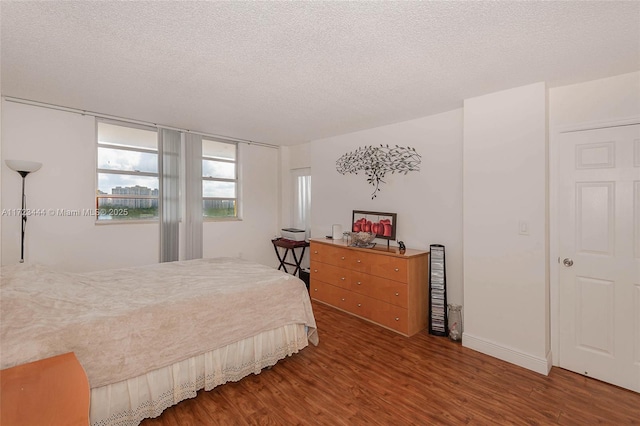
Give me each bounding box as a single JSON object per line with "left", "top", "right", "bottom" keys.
{"left": 159, "top": 129, "right": 181, "bottom": 262}
{"left": 184, "top": 133, "right": 203, "bottom": 260}
{"left": 291, "top": 168, "right": 311, "bottom": 239}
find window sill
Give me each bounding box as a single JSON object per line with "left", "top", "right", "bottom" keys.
{"left": 95, "top": 219, "right": 158, "bottom": 225}
{"left": 204, "top": 217, "right": 242, "bottom": 223}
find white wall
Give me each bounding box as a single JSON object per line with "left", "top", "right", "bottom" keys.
{"left": 0, "top": 84, "right": 3, "bottom": 266}
{"left": 288, "top": 143, "right": 312, "bottom": 170}
{"left": 463, "top": 82, "right": 550, "bottom": 374}
{"left": 550, "top": 71, "right": 640, "bottom": 129}
{"left": 308, "top": 109, "right": 464, "bottom": 305}
{"left": 1, "top": 100, "right": 281, "bottom": 271}
{"left": 203, "top": 143, "right": 280, "bottom": 268}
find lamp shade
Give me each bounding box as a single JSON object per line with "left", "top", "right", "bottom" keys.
{"left": 5, "top": 160, "right": 42, "bottom": 173}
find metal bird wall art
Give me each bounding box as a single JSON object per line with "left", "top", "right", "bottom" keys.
{"left": 336, "top": 144, "right": 421, "bottom": 199}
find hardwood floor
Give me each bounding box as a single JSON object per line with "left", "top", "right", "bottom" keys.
{"left": 142, "top": 301, "right": 640, "bottom": 425}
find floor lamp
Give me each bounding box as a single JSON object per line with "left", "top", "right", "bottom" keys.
{"left": 5, "top": 160, "right": 42, "bottom": 263}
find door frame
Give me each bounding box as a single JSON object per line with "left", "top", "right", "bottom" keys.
{"left": 550, "top": 115, "right": 640, "bottom": 368}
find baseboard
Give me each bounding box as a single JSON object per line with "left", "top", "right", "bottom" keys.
{"left": 462, "top": 332, "right": 552, "bottom": 375}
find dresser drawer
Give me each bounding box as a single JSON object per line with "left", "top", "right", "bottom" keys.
{"left": 310, "top": 260, "right": 351, "bottom": 289}
{"left": 370, "top": 256, "right": 408, "bottom": 283}
{"left": 366, "top": 299, "right": 409, "bottom": 334}
{"left": 310, "top": 280, "right": 359, "bottom": 312}
{"left": 348, "top": 250, "right": 373, "bottom": 274}
{"left": 350, "top": 271, "right": 408, "bottom": 308}
{"left": 348, "top": 292, "right": 408, "bottom": 334}
{"left": 310, "top": 242, "right": 351, "bottom": 267}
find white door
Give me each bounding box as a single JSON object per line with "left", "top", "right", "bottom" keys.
{"left": 558, "top": 124, "right": 640, "bottom": 393}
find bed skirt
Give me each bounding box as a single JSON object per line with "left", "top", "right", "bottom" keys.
{"left": 90, "top": 323, "right": 309, "bottom": 426}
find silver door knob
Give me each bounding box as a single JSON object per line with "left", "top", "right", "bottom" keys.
{"left": 563, "top": 258, "right": 574, "bottom": 267}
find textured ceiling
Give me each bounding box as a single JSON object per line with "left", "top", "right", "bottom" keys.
{"left": 1, "top": 1, "right": 639, "bottom": 145}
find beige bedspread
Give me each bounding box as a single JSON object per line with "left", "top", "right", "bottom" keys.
{"left": 0, "top": 258, "right": 317, "bottom": 388}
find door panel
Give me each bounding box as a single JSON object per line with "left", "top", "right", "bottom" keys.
{"left": 575, "top": 276, "right": 614, "bottom": 356}
{"left": 575, "top": 141, "right": 615, "bottom": 169}
{"left": 576, "top": 182, "right": 614, "bottom": 255}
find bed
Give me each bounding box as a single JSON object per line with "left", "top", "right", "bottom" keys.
{"left": 0, "top": 257, "right": 318, "bottom": 425}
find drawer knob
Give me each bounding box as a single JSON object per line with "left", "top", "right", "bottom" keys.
{"left": 314, "top": 269, "right": 318, "bottom": 273}
{"left": 395, "top": 317, "right": 400, "bottom": 321}
{"left": 341, "top": 277, "right": 345, "bottom": 281}
{"left": 394, "top": 268, "right": 400, "bottom": 272}
{"left": 357, "top": 259, "right": 361, "bottom": 263}
{"left": 395, "top": 292, "right": 399, "bottom": 296}
{"left": 357, "top": 303, "right": 362, "bottom": 307}
{"left": 341, "top": 256, "right": 345, "bottom": 260}
{"left": 314, "top": 250, "right": 318, "bottom": 254}
{"left": 314, "top": 288, "right": 318, "bottom": 292}
{"left": 357, "top": 281, "right": 362, "bottom": 285}
{"left": 341, "top": 298, "right": 346, "bottom": 301}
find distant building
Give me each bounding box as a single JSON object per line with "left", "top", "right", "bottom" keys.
{"left": 112, "top": 185, "right": 158, "bottom": 208}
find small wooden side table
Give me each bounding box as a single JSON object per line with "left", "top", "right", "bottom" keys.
{"left": 271, "top": 238, "right": 310, "bottom": 276}
{"left": 0, "top": 352, "right": 90, "bottom": 426}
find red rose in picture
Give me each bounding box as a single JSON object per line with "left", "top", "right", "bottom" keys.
{"left": 379, "top": 219, "right": 392, "bottom": 236}
{"left": 353, "top": 217, "right": 367, "bottom": 232}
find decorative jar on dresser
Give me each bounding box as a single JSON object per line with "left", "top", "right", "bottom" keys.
{"left": 309, "top": 238, "right": 429, "bottom": 336}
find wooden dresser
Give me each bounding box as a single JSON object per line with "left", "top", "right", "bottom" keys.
{"left": 309, "top": 238, "right": 429, "bottom": 336}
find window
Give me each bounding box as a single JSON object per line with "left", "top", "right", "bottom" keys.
{"left": 202, "top": 138, "right": 238, "bottom": 219}
{"left": 96, "top": 121, "right": 159, "bottom": 221}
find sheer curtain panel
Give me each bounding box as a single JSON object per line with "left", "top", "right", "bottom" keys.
{"left": 184, "top": 133, "right": 203, "bottom": 260}
{"left": 159, "top": 129, "right": 181, "bottom": 262}
{"left": 291, "top": 168, "right": 311, "bottom": 239}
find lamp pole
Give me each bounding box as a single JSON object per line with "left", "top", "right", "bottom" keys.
{"left": 5, "top": 160, "right": 42, "bottom": 263}
{"left": 18, "top": 171, "right": 29, "bottom": 263}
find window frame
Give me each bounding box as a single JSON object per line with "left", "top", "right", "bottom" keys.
{"left": 95, "top": 119, "right": 160, "bottom": 223}
{"left": 202, "top": 137, "right": 239, "bottom": 221}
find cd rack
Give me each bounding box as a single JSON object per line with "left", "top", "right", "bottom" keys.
{"left": 428, "top": 244, "right": 447, "bottom": 336}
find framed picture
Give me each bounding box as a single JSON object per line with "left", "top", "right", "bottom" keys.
{"left": 351, "top": 210, "right": 397, "bottom": 241}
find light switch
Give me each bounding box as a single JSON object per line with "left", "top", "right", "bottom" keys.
{"left": 518, "top": 220, "right": 529, "bottom": 236}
